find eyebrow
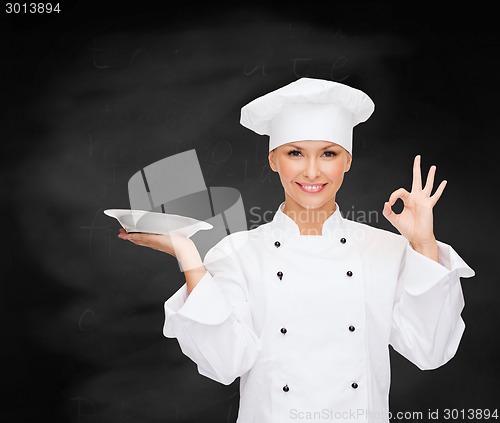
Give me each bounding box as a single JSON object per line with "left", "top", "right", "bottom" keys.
{"left": 288, "top": 143, "right": 340, "bottom": 150}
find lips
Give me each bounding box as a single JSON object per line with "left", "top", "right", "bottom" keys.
{"left": 296, "top": 182, "right": 327, "bottom": 193}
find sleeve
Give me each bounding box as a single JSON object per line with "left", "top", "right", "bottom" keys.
{"left": 162, "top": 239, "right": 261, "bottom": 385}
{"left": 389, "top": 240, "right": 475, "bottom": 370}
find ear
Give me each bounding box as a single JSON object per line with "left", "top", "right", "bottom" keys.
{"left": 268, "top": 150, "right": 278, "bottom": 172}
{"left": 344, "top": 153, "right": 352, "bottom": 173}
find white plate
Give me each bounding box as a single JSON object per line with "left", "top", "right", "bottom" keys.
{"left": 104, "top": 209, "right": 213, "bottom": 237}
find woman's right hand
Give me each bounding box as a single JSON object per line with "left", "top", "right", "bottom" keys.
{"left": 118, "top": 228, "right": 192, "bottom": 257}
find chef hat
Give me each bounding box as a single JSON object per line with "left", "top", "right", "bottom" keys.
{"left": 240, "top": 77, "right": 375, "bottom": 154}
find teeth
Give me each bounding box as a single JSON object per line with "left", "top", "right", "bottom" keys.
{"left": 302, "top": 185, "right": 322, "bottom": 191}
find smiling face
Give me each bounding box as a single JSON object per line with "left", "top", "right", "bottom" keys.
{"left": 268, "top": 140, "right": 352, "bottom": 216}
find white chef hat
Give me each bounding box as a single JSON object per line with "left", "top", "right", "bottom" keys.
{"left": 240, "top": 77, "right": 375, "bottom": 154}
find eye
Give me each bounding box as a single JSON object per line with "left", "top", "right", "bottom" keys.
{"left": 287, "top": 150, "right": 302, "bottom": 157}
{"left": 323, "top": 151, "right": 337, "bottom": 157}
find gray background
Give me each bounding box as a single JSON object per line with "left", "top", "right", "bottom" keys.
{"left": 2, "top": 1, "right": 499, "bottom": 422}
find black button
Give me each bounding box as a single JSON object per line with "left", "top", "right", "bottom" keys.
{"left": 346, "top": 271, "right": 353, "bottom": 277}
{"left": 351, "top": 382, "right": 358, "bottom": 389}
{"left": 277, "top": 271, "right": 283, "bottom": 280}
{"left": 274, "top": 241, "right": 281, "bottom": 248}
{"left": 283, "top": 385, "right": 289, "bottom": 392}
{"left": 349, "top": 326, "right": 355, "bottom": 332}
{"left": 280, "top": 327, "right": 287, "bottom": 334}
{"left": 340, "top": 237, "right": 346, "bottom": 244}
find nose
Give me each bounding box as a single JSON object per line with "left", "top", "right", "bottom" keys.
{"left": 303, "top": 157, "right": 321, "bottom": 180}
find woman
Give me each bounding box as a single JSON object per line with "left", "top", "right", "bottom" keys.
{"left": 118, "top": 78, "right": 474, "bottom": 423}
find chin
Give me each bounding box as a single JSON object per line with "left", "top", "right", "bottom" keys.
{"left": 296, "top": 195, "right": 333, "bottom": 210}
{"left": 285, "top": 185, "right": 337, "bottom": 210}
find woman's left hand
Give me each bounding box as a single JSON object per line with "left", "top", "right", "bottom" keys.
{"left": 382, "top": 155, "right": 447, "bottom": 260}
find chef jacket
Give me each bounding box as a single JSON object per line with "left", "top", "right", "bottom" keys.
{"left": 163, "top": 203, "right": 474, "bottom": 423}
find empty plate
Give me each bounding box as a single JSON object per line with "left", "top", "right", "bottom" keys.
{"left": 104, "top": 209, "right": 213, "bottom": 238}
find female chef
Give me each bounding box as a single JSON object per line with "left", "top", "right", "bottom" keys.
{"left": 118, "top": 78, "right": 475, "bottom": 423}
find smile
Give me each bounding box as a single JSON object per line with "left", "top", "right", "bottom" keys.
{"left": 296, "top": 183, "right": 327, "bottom": 193}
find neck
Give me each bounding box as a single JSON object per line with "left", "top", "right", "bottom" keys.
{"left": 282, "top": 196, "right": 336, "bottom": 236}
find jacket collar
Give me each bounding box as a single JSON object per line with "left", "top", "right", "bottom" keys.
{"left": 271, "top": 202, "right": 345, "bottom": 238}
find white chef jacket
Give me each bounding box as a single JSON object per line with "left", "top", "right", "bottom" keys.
{"left": 163, "top": 203, "right": 474, "bottom": 423}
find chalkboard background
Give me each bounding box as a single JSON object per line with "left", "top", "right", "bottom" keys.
{"left": 2, "top": 1, "right": 499, "bottom": 422}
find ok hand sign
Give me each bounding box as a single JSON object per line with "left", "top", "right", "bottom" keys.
{"left": 382, "top": 155, "right": 446, "bottom": 261}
